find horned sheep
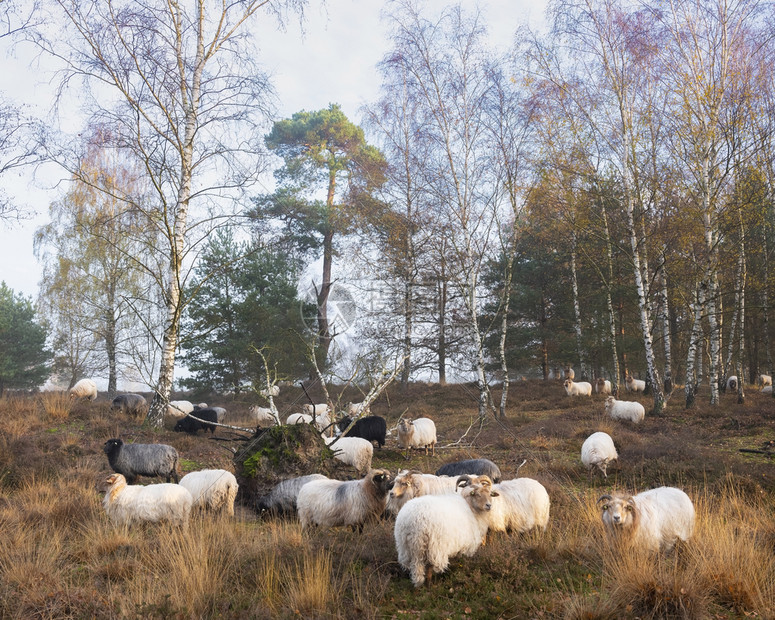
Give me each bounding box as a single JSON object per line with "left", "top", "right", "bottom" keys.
{"left": 397, "top": 417, "right": 437, "bottom": 458}
{"left": 394, "top": 475, "right": 499, "bottom": 587}
{"left": 625, "top": 375, "right": 646, "bottom": 393}
{"left": 323, "top": 436, "right": 374, "bottom": 473}
{"left": 458, "top": 475, "right": 550, "bottom": 535}
{"left": 581, "top": 431, "right": 618, "bottom": 478}
{"left": 564, "top": 379, "right": 592, "bottom": 396}
{"left": 598, "top": 487, "right": 695, "bottom": 552}
{"left": 386, "top": 470, "right": 458, "bottom": 515}
{"left": 296, "top": 469, "right": 394, "bottom": 531}
{"left": 102, "top": 473, "right": 192, "bottom": 527}
{"left": 103, "top": 438, "right": 179, "bottom": 484}
{"left": 70, "top": 378, "right": 98, "bottom": 401}
{"left": 179, "top": 469, "right": 238, "bottom": 516}
{"left": 604, "top": 396, "right": 645, "bottom": 423}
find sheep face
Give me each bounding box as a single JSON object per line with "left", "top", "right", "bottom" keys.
{"left": 599, "top": 494, "right": 637, "bottom": 533}
{"left": 389, "top": 470, "right": 421, "bottom": 503}
{"left": 604, "top": 396, "right": 615, "bottom": 413}
{"left": 456, "top": 476, "right": 499, "bottom": 513}
{"left": 369, "top": 469, "right": 394, "bottom": 496}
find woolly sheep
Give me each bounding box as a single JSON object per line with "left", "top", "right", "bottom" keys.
{"left": 102, "top": 473, "right": 192, "bottom": 526}
{"left": 194, "top": 404, "right": 226, "bottom": 423}
{"left": 166, "top": 400, "right": 194, "bottom": 420}
{"left": 260, "top": 385, "right": 280, "bottom": 398}
{"left": 179, "top": 469, "right": 238, "bottom": 516}
{"left": 625, "top": 375, "right": 646, "bottom": 393}
{"left": 303, "top": 403, "right": 330, "bottom": 417}
{"left": 302, "top": 404, "right": 333, "bottom": 434}
{"left": 70, "top": 378, "right": 98, "bottom": 401}
{"left": 435, "top": 458, "right": 502, "bottom": 483}
{"left": 394, "top": 475, "right": 499, "bottom": 587}
{"left": 103, "top": 438, "right": 180, "bottom": 484}
{"left": 297, "top": 468, "right": 394, "bottom": 531}
{"left": 323, "top": 436, "right": 374, "bottom": 473}
{"left": 758, "top": 374, "right": 772, "bottom": 388}
{"left": 257, "top": 474, "right": 328, "bottom": 515}
{"left": 336, "top": 415, "right": 387, "bottom": 449}
{"left": 397, "top": 417, "right": 437, "bottom": 458}
{"left": 458, "top": 475, "right": 550, "bottom": 535}
{"left": 111, "top": 393, "right": 147, "bottom": 416}
{"left": 249, "top": 405, "right": 278, "bottom": 426}
{"left": 286, "top": 412, "right": 314, "bottom": 425}
{"left": 173, "top": 408, "right": 218, "bottom": 434}
{"left": 726, "top": 375, "right": 738, "bottom": 392}
{"left": 581, "top": 431, "right": 618, "bottom": 478}
{"left": 604, "top": 396, "right": 645, "bottom": 423}
{"left": 346, "top": 401, "right": 370, "bottom": 416}
{"left": 564, "top": 366, "right": 575, "bottom": 380}
{"left": 598, "top": 487, "right": 695, "bottom": 552}
{"left": 762, "top": 385, "right": 773, "bottom": 394}
{"left": 386, "top": 470, "right": 458, "bottom": 515}
{"left": 564, "top": 379, "right": 592, "bottom": 396}
{"left": 595, "top": 378, "right": 612, "bottom": 395}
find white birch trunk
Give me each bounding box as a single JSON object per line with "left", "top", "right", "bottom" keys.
{"left": 685, "top": 281, "right": 706, "bottom": 409}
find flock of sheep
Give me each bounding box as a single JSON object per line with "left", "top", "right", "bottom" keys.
{"left": 71, "top": 372, "right": 702, "bottom": 589}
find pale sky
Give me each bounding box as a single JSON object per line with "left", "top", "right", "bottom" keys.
{"left": 0, "top": 0, "right": 546, "bottom": 300}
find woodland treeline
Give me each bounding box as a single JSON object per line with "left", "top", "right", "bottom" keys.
{"left": 4, "top": 0, "right": 775, "bottom": 419}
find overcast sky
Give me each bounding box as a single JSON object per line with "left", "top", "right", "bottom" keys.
{"left": 0, "top": 0, "right": 546, "bottom": 300}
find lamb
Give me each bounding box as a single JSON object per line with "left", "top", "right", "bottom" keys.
{"left": 726, "top": 375, "right": 738, "bottom": 392}
{"left": 625, "top": 375, "right": 646, "bottom": 393}
{"left": 397, "top": 417, "right": 437, "bottom": 458}
{"left": 435, "top": 458, "right": 502, "bottom": 483}
{"left": 581, "top": 431, "right": 618, "bottom": 478}
{"left": 386, "top": 470, "right": 458, "bottom": 515}
{"left": 758, "top": 374, "right": 772, "bottom": 388}
{"left": 256, "top": 474, "right": 328, "bottom": 515}
{"left": 604, "top": 396, "right": 645, "bottom": 423}
{"left": 70, "top": 378, "right": 98, "bottom": 401}
{"left": 336, "top": 415, "right": 387, "bottom": 449}
{"left": 595, "top": 378, "right": 612, "bottom": 395}
{"left": 296, "top": 468, "right": 394, "bottom": 531}
{"left": 458, "top": 475, "right": 550, "bottom": 535}
{"left": 598, "top": 487, "right": 695, "bottom": 552}
{"left": 102, "top": 473, "right": 192, "bottom": 526}
{"left": 179, "top": 469, "right": 238, "bottom": 517}
{"left": 110, "top": 393, "right": 147, "bottom": 416}
{"left": 394, "top": 475, "right": 499, "bottom": 587}
{"left": 173, "top": 408, "right": 218, "bottom": 434}
{"left": 103, "top": 438, "right": 180, "bottom": 484}
{"left": 323, "top": 436, "right": 374, "bottom": 473}
{"left": 248, "top": 405, "right": 278, "bottom": 426}
{"left": 564, "top": 379, "right": 593, "bottom": 396}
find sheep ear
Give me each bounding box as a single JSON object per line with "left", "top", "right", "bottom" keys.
{"left": 597, "top": 494, "right": 613, "bottom": 504}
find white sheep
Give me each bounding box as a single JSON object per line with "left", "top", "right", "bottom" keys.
{"left": 604, "top": 396, "right": 645, "bottom": 423}
{"left": 101, "top": 473, "right": 193, "bottom": 527}
{"left": 625, "top": 375, "right": 646, "bottom": 393}
{"left": 166, "top": 400, "right": 194, "bottom": 425}
{"left": 286, "top": 412, "right": 313, "bottom": 425}
{"left": 70, "top": 378, "right": 98, "bottom": 401}
{"left": 581, "top": 432, "right": 618, "bottom": 478}
{"left": 386, "top": 470, "right": 458, "bottom": 515}
{"left": 726, "top": 375, "right": 738, "bottom": 391}
{"left": 397, "top": 417, "right": 437, "bottom": 458}
{"left": 460, "top": 475, "right": 550, "bottom": 535}
{"left": 762, "top": 385, "right": 773, "bottom": 394}
{"left": 564, "top": 366, "right": 575, "bottom": 380}
{"left": 758, "top": 374, "right": 772, "bottom": 388}
{"left": 297, "top": 469, "right": 394, "bottom": 531}
{"left": 394, "top": 476, "right": 499, "bottom": 587}
{"left": 179, "top": 469, "right": 238, "bottom": 517}
{"left": 249, "top": 405, "right": 278, "bottom": 426}
{"left": 595, "top": 378, "right": 612, "bottom": 395}
{"left": 303, "top": 403, "right": 330, "bottom": 417}
{"left": 346, "top": 401, "right": 370, "bottom": 416}
{"left": 323, "top": 436, "right": 374, "bottom": 473}
{"left": 564, "top": 379, "right": 592, "bottom": 396}
{"left": 598, "top": 487, "right": 695, "bottom": 552}
{"left": 260, "top": 385, "right": 280, "bottom": 398}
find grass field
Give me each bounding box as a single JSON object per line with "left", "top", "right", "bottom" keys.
{"left": 1, "top": 380, "right": 773, "bottom": 619}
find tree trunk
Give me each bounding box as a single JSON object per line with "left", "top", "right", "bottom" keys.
{"left": 437, "top": 277, "right": 447, "bottom": 385}
{"left": 737, "top": 210, "right": 747, "bottom": 404}
{"left": 659, "top": 266, "right": 673, "bottom": 395}
{"left": 570, "top": 231, "right": 585, "bottom": 380}
{"left": 316, "top": 227, "right": 335, "bottom": 364}
{"left": 685, "top": 281, "right": 706, "bottom": 408}
{"left": 601, "top": 202, "right": 620, "bottom": 396}
{"left": 400, "top": 279, "right": 413, "bottom": 389}
{"left": 105, "top": 281, "right": 117, "bottom": 398}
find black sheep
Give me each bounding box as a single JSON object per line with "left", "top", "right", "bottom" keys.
{"left": 435, "top": 458, "right": 502, "bottom": 483}
{"left": 336, "top": 415, "right": 387, "bottom": 449}
{"left": 173, "top": 408, "right": 219, "bottom": 434}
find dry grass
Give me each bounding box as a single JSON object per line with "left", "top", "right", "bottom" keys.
{"left": 0, "top": 383, "right": 774, "bottom": 618}
{"left": 38, "top": 390, "right": 73, "bottom": 420}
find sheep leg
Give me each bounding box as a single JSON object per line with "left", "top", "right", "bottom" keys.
{"left": 424, "top": 565, "right": 433, "bottom": 586}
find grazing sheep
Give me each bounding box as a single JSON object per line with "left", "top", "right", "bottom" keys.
{"left": 301, "top": 404, "right": 333, "bottom": 434}
{"left": 346, "top": 401, "right": 370, "bottom": 416}
{"left": 564, "top": 379, "right": 593, "bottom": 396}
{"left": 260, "top": 385, "right": 280, "bottom": 398}
{"left": 103, "top": 438, "right": 180, "bottom": 484}
{"left": 248, "top": 405, "right": 278, "bottom": 426}
{"left": 598, "top": 487, "right": 695, "bottom": 552}
{"left": 303, "top": 403, "right": 330, "bottom": 417}
{"left": 194, "top": 404, "right": 226, "bottom": 423}
{"left": 102, "top": 473, "right": 192, "bottom": 526}
{"left": 394, "top": 475, "right": 499, "bottom": 587}
{"left": 435, "top": 458, "right": 502, "bottom": 483}
{"left": 581, "top": 432, "right": 618, "bottom": 478}
{"left": 166, "top": 400, "right": 194, "bottom": 421}
{"left": 386, "top": 470, "right": 458, "bottom": 515}
{"left": 179, "top": 469, "right": 238, "bottom": 516}
{"left": 625, "top": 375, "right": 646, "bottom": 393}
{"left": 297, "top": 469, "right": 394, "bottom": 531}
{"left": 111, "top": 393, "right": 147, "bottom": 416}
{"left": 70, "top": 378, "right": 98, "bottom": 401}
{"left": 323, "top": 436, "right": 374, "bottom": 473}
{"left": 604, "top": 396, "right": 645, "bottom": 423}
{"left": 458, "top": 475, "right": 550, "bottom": 535}
{"left": 286, "top": 412, "right": 313, "bottom": 425}
{"left": 336, "top": 415, "right": 387, "bottom": 449}
{"left": 758, "top": 374, "right": 772, "bottom": 388}
{"left": 595, "top": 378, "right": 612, "bottom": 395}
{"left": 257, "top": 474, "right": 328, "bottom": 515}
{"left": 397, "top": 418, "right": 437, "bottom": 458}
{"left": 173, "top": 408, "right": 218, "bottom": 434}
{"left": 726, "top": 375, "right": 738, "bottom": 392}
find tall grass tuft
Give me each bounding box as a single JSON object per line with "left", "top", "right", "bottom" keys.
{"left": 282, "top": 548, "right": 336, "bottom": 615}
{"left": 39, "top": 390, "right": 73, "bottom": 420}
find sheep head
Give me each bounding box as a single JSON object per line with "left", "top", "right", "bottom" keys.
{"left": 368, "top": 469, "right": 394, "bottom": 495}
{"left": 599, "top": 493, "right": 638, "bottom": 534}
{"left": 604, "top": 396, "right": 616, "bottom": 412}
{"left": 457, "top": 478, "right": 499, "bottom": 513}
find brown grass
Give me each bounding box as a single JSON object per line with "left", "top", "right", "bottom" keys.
{"left": 0, "top": 382, "right": 774, "bottom": 618}
{"left": 38, "top": 390, "right": 73, "bottom": 420}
